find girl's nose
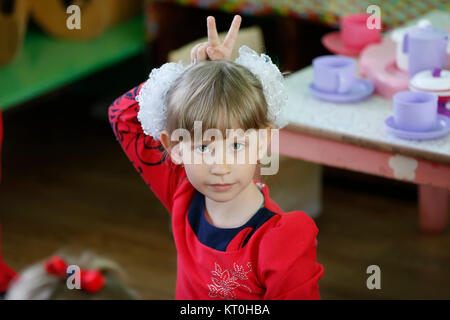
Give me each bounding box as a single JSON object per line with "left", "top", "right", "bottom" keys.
{"left": 210, "top": 161, "right": 231, "bottom": 176}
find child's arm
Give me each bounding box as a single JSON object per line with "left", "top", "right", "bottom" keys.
{"left": 258, "top": 212, "right": 324, "bottom": 300}
{"left": 108, "top": 84, "right": 187, "bottom": 213}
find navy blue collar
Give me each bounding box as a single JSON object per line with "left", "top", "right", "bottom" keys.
{"left": 188, "top": 190, "right": 275, "bottom": 251}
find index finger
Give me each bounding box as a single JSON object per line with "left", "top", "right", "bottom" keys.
{"left": 207, "top": 16, "right": 221, "bottom": 47}
{"left": 223, "top": 15, "right": 242, "bottom": 50}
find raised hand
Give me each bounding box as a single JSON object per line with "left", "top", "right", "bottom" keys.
{"left": 190, "top": 15, "right": 242, "bottom": 63}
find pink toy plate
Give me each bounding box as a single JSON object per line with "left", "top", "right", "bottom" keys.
{"left": 384, "top": 114, "right": 450, "bottom": 140}
{"left": 359, "top": 39, "right": 410, "bottom": 99}
{"left": 321, "top": 31, "right": 362, "bottom": 57}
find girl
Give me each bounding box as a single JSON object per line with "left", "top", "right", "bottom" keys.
{"left": 108, "top": 15, "right": 324, "bottom": 300}
{"left": 4, "top": 250, "right": 139, "bottom": 300}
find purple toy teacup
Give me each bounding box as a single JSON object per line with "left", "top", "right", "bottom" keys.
{"left": 312, "top": 55, "right": 355, "bottom": 94}
{"left": 393, "top": 91, "right": 438, "bottom": 132}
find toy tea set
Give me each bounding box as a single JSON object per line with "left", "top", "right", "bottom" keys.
{"left": 311, "top": 14, "right": 450, "bottom": 141}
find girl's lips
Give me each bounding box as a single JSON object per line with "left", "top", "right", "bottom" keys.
{"left": 209, "top": 183, "right": 235, "bottom": 191}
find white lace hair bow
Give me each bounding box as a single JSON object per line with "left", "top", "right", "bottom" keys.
{"left": 136, "top": 45, "right": 288, "bottom": 141}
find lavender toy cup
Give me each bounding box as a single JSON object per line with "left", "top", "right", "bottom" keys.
{"left": 312, "top": 55, "right": 355, "bottom": 94}
{"left": 393, "top": 91, "right": 438, "bottom": 132}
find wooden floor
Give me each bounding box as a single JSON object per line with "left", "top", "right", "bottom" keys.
{"left": 1, "top": 69, "right": 449, "bottom": 300}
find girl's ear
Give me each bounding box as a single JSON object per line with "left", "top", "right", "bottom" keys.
{"left": 170, "top": 143, "right": 184, "bottom": 165}
{"left": 160, "top": 130, "right": 171, "bottom": 153}
{"left": 160, "top": 130, "right": 183, "bottom": 165}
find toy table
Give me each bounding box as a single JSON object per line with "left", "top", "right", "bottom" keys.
{"left": 279, "top": 64, "right": 450, "bottom": 233}
{"left": 277, "top": 10, "right": 450, "bottom": 233}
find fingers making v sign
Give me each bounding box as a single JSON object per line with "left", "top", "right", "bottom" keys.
{"left": 191, "top": 15, "right": 242, "bottom": 63}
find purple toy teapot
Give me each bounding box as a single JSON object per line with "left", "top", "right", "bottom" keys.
{"left": 403, "top": 24, "right": 448, "bottom": 78}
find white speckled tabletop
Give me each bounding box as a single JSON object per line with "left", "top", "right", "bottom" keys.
{"left": 281, "top": 10, "right": 450, "bottom": 164}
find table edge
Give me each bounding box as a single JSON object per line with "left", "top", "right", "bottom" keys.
{"left": 283, "top": 123, "right": 450, "bottom": 165}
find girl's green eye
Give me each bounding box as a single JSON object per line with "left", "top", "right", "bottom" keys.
{"left": 232, "top": 142, "right": 245, "bottom": 151}
{"left": 196, "top": 145, "right": 210, "bottom": 153}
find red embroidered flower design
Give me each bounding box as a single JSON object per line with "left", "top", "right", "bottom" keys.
{"left": 207, "top": 262, "right": 252, "bottom": 300}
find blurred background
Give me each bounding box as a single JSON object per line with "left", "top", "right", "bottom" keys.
{"left": 0, "top": 0, "right": 449, "bottom": 299}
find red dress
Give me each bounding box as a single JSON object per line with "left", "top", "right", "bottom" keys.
{"left": 108, "top": 84, "right": 324, "bottom": 300}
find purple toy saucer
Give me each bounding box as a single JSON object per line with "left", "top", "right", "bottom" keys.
{"left": 384, "top": 115, "right": 450, "bottom": 141}
{"left": 309, "top": 78, "right": 374, "bottom": 103}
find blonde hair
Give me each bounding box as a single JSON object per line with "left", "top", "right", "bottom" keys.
{"left": 5, "top": 250, "right": 139, "bottom": 300}
{"left": 164, "top": 60, "right": 273, "bottom": 151}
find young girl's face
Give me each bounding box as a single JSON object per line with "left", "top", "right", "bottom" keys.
{"left": 163, "top": 117, "right": 272, "bottom": 202}
{"left": 181, "top": 132, "right": 260, "bottom": 203}
{"left": 161, "top": 114, "right": 273, "bottom": 202}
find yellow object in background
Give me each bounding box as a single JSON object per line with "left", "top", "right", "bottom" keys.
{"left": 0, "top": 0, "right": 30, "bottom": 65}
{"left": 0, "top": 0, "right": 144, "bottom": 65}
{"left": 31, "top": 0, "right": 143, "bottom": 40}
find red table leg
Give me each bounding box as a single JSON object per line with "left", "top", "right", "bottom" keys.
{"left": 418, "top": 185, "right": 449, "bottom": 233}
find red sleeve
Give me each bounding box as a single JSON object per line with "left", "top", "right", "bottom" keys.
{"left": 108, "top": 84, "right": 187, "bottom": 213}
{"left": 258, "top": 212, "right": 324, "bottom": 300}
